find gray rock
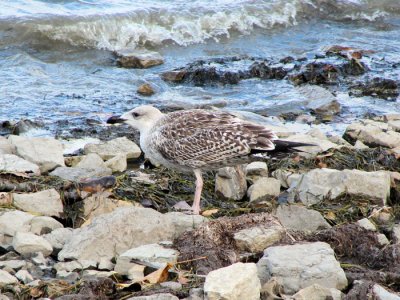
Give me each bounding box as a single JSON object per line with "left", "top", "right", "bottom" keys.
{"left": 257, "top": 242, "right": 347, "bottom": 294}
{"left": 8, "top": 135, "right": 65, "bottom": 173}
{"left": 298, "top": 85, "right": 341, "bottom": 116}
{"left": 29, "top": 216, "right": 64, "bottom": 235}
{"left": 215, "top": 166, "right": 247, "bottom": 201}
{"left": 84, "top": 137, "right": 141, "bottom": 160}
{"left": 282, "top": 134, "right": 339, "bottom": 154}
{"left": 275, "top": 205, "right": 331, "bottom": 232}
{"left": 58, "top": 207, "right": 176, "bottom": 264}
{"left": 137, "top": 83, "right": 155, "bottom": 96}
{"left": 56, "top": 270, "right": 80, "bottom": 282}
{"left": 356, "top": 218, "right": 377, "bottom": 231}
{"left": 12, "top": 232, "right": 53, "bottom": 256}
{"left": 126, "top": 294, "right": 179, "bottom": 300}
{"left": 0, "top": 136, "right": 15, "bottom": 155}
{"left": 13, "top": 189, "right": 63, "bottom": 217}
{"left": 247, "top": 177, "right": 281, "bottom": 202}
{"left": 271, "top": 169, "right": 302, "bottom": 189}
{"left": 0, "top": 154, "right": 40, "bottom": 175}
{"left": 75, "top": 153, "right": 106, "bottom": 169}
{"left": 292, "top": 284, "right": 343, "bottom": 300}
{"left": 15, "top": 270, "right": 34, "bottom": 284}
{"left": 160, "top": 281, "right": 182, "bottom": 291}
{"left": 0, "top": 260, "right": 26, "bottom": 270}
{"left": 392, "top": 224, "right": 400, "bottom": 244}
{"left": 0, "top": 210, "right": 34, "bottom": 236}
{"left": 164, "top": 212, "right": 208, "bottom": 237}
{"left": 234, "top": 225, "right": 284, "bottom": 253}
{"left": 0, "top": 270, "right": 18, "bottom": 286}
{"left": 50, "top": 166, "right": 112, "bottom": 182}
{"left": 204, "top": 262, "right": 261, "bottom": 300}
{"left": 377, "top": 233, "right": 390, "bottom": 246}
{"left": 116, "top": 50, "right": 164, "bottom": 69}
{"left": 288, "top": 168, "right": 390, "bottom": 206}
{"left": 245, "top": 162, "right": 268, "bottom": 184}
{"left": 328, "top": 135, "right": 352, "bottom": 146}
{"left": 114, "top": 260, "right": 145, "bottom": 280}
{"left": 54, "top": 260, "right": 96, "bottom": 273}
{"left": 82, "top": 270, "right": 116, "bottom": 279}
{"left": 372, "top": 283, "right": 400, "bottom": 300}
{"left": 105, "top": 154, "right": 127, "bottom": 172}
{"left": 43, "top": 228, "right": 73, "bottom": 253}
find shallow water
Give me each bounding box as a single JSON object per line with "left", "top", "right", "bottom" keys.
{"left": 0, "top": 0, "right": 399, "bottom": 137}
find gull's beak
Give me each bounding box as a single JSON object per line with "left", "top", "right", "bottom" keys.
{"left": 107, "top": 115, "right": 126, "bottom": 124}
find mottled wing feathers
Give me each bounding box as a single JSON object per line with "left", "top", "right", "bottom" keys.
{"left": 149, "top": 110, "right": 277, "bottom": 169}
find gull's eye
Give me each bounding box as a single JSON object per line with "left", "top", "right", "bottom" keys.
{"left": 132, "top": 112, "right": 140, "bottom": 118}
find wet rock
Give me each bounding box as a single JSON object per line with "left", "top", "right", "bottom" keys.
{"left": 356, "top": 218, "right": 377, "bottom": 231}
{"left": 344, "top": 119, "right": 400, "bottom": 148}
{"left": 12, "top": 119, "right": 43, "bottom": 135}
{"left": 292, "top": 284, "right": 343, "bottom": 300}
{"left": 372, "top": 283, "right": 400, "bottom": 300}
{"left": 341, "top": 59, "right": 367, "bottom": 76}
{"left": 249, "top": 61, "right": 287, "bottom": 79}
{"left": 247, "top": 177, "right": 281, "bottom": 203}
{"left": 288, "top": 168, "right": 391, "bottom": 206}
{"left": 75, "top": 153, "right": 106, "bottom": 169}
{"left": 8, "top": 135, "right": 65, "bottom": 173}
{"left": 43, "top": 228, "right": 73, "bottom": 254}
{"left": 0, "top": 210, "right": 34, "bottom": 236}
{"left": 116, "top": 50, "right": 164, "bottom": 69}
{"left": 12, "top": 232, "right": 53, "bottom": 256}
{"left": 29, "top": 216, "right": 63, "bottom": 235}
{"left": 15, "top": 269, "right": 34, "bottom": 284}
{"left": 137, "top": 83, "right": 155, "bottom": 96}
{"left": 115, "top": 243, "right": 178, "bottom": 273}
{"left": 84, "top": 137, "right": 141, "bottom": 160}
{"left": 275, "top": 205, "right": 331, "bottom": 232}
{"left": 50, "top": 166, "right": 112, "bottom": 182}
{"left": 297, "top": 85, "right": 341, "bottom": 116}
{"left": 234, "top": 225, "right": 284, "bottom": 253}
{"left": 289, "top": 62, "right": 340, "bottom": 85}
{"left": 127, "top": 294, "right": 179, "bottom": 300}
{"left": 164, "top": 212, "right": 208, "bottom": 237}
{"left": 204, "top": 262, "right": 261, "bottom": 300}
{"left": 160, "top": 70, "right": 187, "bottom": 83}
{"left": 12, "top": 189, "right": 63, "bottom": 217}
{"left": 105, "top": 153, "right": 127, "bottom": 172}
{"left": 215, "top": 166, "right": 247, "bottom": 201}
{"left": 0, "top": 270, "right": 18, "bottom": 286}
{"left": 58, "top": 207, "right": 176, "bottom": 264}
{"left": 350, "top": 77, "right": 399, "bottom": 100}
{"left": 377, "top": 233, "right": 390, "bottom": 246}
{"left": 245, "top": 162, "right": 268, "bottom": 184}
{"left": 0, "top": 154, "right": 40, "bottom": 175}
{"left": 257, "top": 242, "right": 347, "bottom": 294}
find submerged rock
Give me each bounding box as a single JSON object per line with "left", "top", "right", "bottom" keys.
{"left": 29, "top": 216, "right": 64, "bottom": 235}
{"left": 75, "top": 153, "right": 106, "bottom": 169}
{"left": 204, "top": 262, "right": 261, "bottom": 300}
{"left": 257, "top": 242, "right": 347, "bottom": 294}
{"left": 249, "top": 61, "right": 287, "bottom": 79}
{"left": 115, "top": 50, "right": 164, "bottom": 68}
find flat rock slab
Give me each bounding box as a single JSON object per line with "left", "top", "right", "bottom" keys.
{"left": 0, "top": 154, "right": 40, "bottom": 175}
{"left": 13, "top": 189, "right": 63, "bottom": 217}
{"left": 84, "top": 137, "right": 141, "bottom": 160}
{"left": 288, "top": 168, "right": 391, "bottom": 206}
{"left": 204, "top": 262, "right": 261, "bottom": 300}
{"left": 234, "top": 225, "right": 284, "bottom": 253}
{"left": 257, "top": 241, "right": 347, "bottom": 294}
{"left": 8, "top": 135, "right": 65, "bottom": 173}
{"left": 126, "top": 294, "right": 178, "bottom": 300}
{"left": 50, "top": 166, "right": 112, "bottom": 182}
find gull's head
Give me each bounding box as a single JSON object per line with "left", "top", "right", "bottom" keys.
{"left": 107, "top": 105, "right": 164, "bottom": 133}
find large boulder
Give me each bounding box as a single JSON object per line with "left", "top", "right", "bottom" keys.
{"left": 8, "top": 135, "right": 65, "bottom": 173}
{"left": 84, "top": 137, "right": 141, "bottom": 160}
{"left": 12, "top": 189, "right": 63, "bottom": 217}
{"left": 0, "top": 154, "right": 40, "bottom": 175}
{"left": 288, "top": 168, "right": 391, "bottom": 206}
{"left": 58, "top": 207, "right": 176, "bottom": 263}
{"left": 257, "top": 242, "right": 347, "bottom": 294}
{"left": 204, "top": 262, "right": 261, "bottom": 300}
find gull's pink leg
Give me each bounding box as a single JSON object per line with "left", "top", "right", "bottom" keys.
{"left": 192, "top": 169, "right": 203, "bottom": 215}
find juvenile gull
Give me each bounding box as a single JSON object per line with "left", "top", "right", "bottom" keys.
{"left": 108, "top": 105, "right": 310, "bottom": 214}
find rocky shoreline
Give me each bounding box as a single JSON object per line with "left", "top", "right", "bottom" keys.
{"left": 1, "top": 46, "right": 400, "bottom": 299}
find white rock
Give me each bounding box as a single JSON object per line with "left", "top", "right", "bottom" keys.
{"left": 8, "top": 135, "right": 65, "bottom": 173}
{"left": 289, "top": 168, "right": 391, "bottom": 206}
{"left": 58, "top": 207, "right": 176, "bottom": 263}
{"left": 104, "top": 154, "right": 127, "bottom": 172}
{"left": 29, "top": 216, "right": 64, "bottom": 235}
{"left": 373, "top": 283, "right": 400, "bottom": 300}
{"left": 257, "top": 242, "right": 347, "bottom": 294}
{"left": 164, "top": 212, "right": 208, "bottom": 237}
{"left": 50, "top": 166, "right": 112, "bottom": 182}
{"left": 275, "top": 205, "right": 331, "bottom": 232}
{"left": 0, "top": 260, "right": 26, "bottom": 270}
{"left": 84, "top": 137, "right": 141, "bottom": 160}
{"left": 116, "top": 244, "right": 179, "bottom": 270}
{"left": 0, "top": 269, "right": 18, "bottom": 286}
{"left": 12, "top": 189, "right": 63, "bottom": 217}
{"left": 12, "top": 232, "right": 53, "bottom": 256}
{"left": 204, "top": 262, "right": 261, "bottom": 300}
{"left": 377, "top": 233, "right": 390, "bottom": 246}
{"left": 234, "top": 225, "right": 284, "bottom": 253}
{"left": 354, "top": 140, "right": 369, "bottom": 149}
{"left": 43, "top": 228, "right": 73, "bottom": 253}
{"left": 389, "top": 120, "right": 400, "bottom": 132}
{"left": 75, "top": 153, "right": 106, "bottom": 169}
{"left": 356, "top": 218, "right": 377, "bottom": 231}
{"left": 15, "top": 270, "right": 34, "bottom": 284}
{"left": 215, "top": 166, "right": 247, "bottom": 201}
{"left": 292, "top": 284, "right": 343, "bottom": 300}
{"left": 126, "top": 294, "right": 179, "bottom": 300}
{"left": 247, "top": 177, "right": 281, "bottom": 202}
{"left": 0, "top": 210, "right": 34, "bottom": 236}
{"left": 98, "top": 258, "right": 115, "bottom": 271}
{"left": 0, "top": 154, "right": 40, "bottom": 175}
{"left": 0, "top": 136, "right": 15, "bottom": 154}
